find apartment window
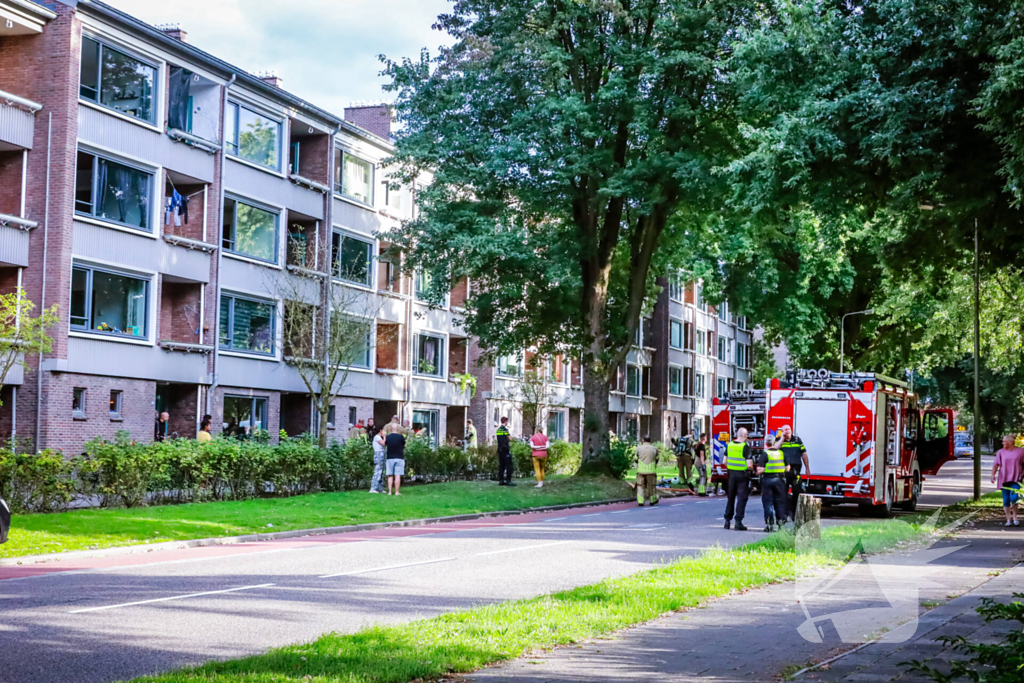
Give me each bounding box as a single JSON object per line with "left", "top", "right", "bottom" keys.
{"left": 707, "top": 330, "right": 714, "bottom": 356}
{"left": 334, "top": 149, "right": 374, "bottom": 204}
{"left": 737, "top": 342, "right": 749, "bottom": 369}
{"left": 669, "top": 366, "right": 683, "bottom": 396}
{"left": 412, "top": 409, "right": 440, "bottom": 445}
{"left": 737, "top": 381, "right": 746, "bottom": 391}
{"left": 634, "top": 325, "right": 642, "bottom": 348}
{"left": 626, "top": 364, "right": 641, "bottom": 397}
{"left": 668, "top": 274, "right": 684, "bottom": 302}
{"left": 332, "top": 232, "right": 373, "bottom": 286}
{"left": 80, "top": 36, "right": 156, "bottom": 123}
{"left": 225, "top": 101, "right": 281, "bottom": 170}
{"left": 332, "top": 315, "right": 372, "bottom": 368}
{"left": 497, "top": 354, "right": 522, "bottom": 377}
{"left": 546, "top": 410, "right": 566, "bottom": 440}
{"left": 414, "top": 332, "right": 445, "bottom": 377}
{"left": 695, "top": 283, "right": 705, "bottom": 310}
{"left": 223, "top": 395, "right": 268, "bottom": 436}
{"left": 737, "top": 316, "right": 747, "bottom": 331}
{"left": 717, "top": 336, "right": 726, "bottom": 362}
{"left": 695, "top": 373, "right": 706, "bottom": 398}
{"left": 223, "top": 197, "right": 279, "bottom": 263}
{"left": 385, "top": 181, "right": 409, "bottom": 214}
{"left": 220, "top": 294, "right": 275, "bottom": 355}
{"left": 70, "top": 265, "right": 149, "bottom": 338}
{"left": 727, "top": 338, "right": 734, "bottom": 364}
{"left": 718, "top": 301, "right": 728, "bottom": 321}
{"left": 695, "top": 328, "right": 705, "bottom": 355}
{"left": 326, "top": 405, "right": 336, "bottom": 428}
{"left": 109, "top": 390, "right": 122, "bottom": 419}
{"left": 75, "top": 151, "right": 153, "bottom": 231}
{"left": 670, "top": 319, "right": 684, "bottom": 350}
{"left": 625, "top": 417, "right": 639, "bottom": 441}
{"left": 548, "top": 356, "right": 568, "bottom": 384}
{"left": 72, "top": 388, "right": 87, "bottom": 419}
{"left": 717, "top": 377, "right": 727, "bottom": 398}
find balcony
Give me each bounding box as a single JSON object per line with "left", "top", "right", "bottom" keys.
{"left": 159, "top": 280, "right": 212, "bottom": 354}
{"left": 0, "top": 90, "right": 38, "bottom": 150}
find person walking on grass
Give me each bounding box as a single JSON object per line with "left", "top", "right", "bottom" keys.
{"left": 694, "top": 434, "right": 709, "bottom": 496}
{"left": 369, "top": 430, "right": 387, "bottom": 494}
{"left": 636, "top": 435, "right": 660, "bottom": 507}
{"left": 529, "top": 426, "right": 550, "bottom": 488}
{"left": 385, "top": 429, "right": 406, "bottom": 496}
{"left": 496, "top": 416, "right": 516, "bottom": 486}
{"left": 724, "top": 427, "right": 753, "bottom": 531}
{"left": 992, "top": 434, "right": 1023, "bottom": 527}
{"left": 757, "top": 435, "right": 789, "bottom": 532}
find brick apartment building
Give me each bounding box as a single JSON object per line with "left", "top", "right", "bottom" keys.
{"left": 0, "top": 0, "right": 753, "bottom": 454}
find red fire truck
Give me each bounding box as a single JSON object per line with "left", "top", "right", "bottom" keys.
{"left": 764, "top": 369, "right": 955, "bottom": 515}
{"left": 710, "top": 390, "right": 768, "bottom": 490}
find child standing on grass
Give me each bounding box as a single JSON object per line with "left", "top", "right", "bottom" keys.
{"left": 529, "top": 426, "right": 550, "bottom": 488}
{"left": 992, "top": 434, "right": 1023, "bottom": 527}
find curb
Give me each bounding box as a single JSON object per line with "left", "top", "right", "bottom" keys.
{"left": 0, "top": 496, "right": 635, "bottom": 567}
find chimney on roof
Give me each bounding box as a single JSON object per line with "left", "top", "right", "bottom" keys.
{"left": 255, "top": 70, "right": 284, "bottom": 89}
{"left": 344, "top": 102, "right": 393, "bottom": 140}
{"left": 155, "top": 23, "right": 188, "bottom": 43}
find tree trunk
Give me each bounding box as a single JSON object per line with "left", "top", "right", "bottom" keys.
{"left": 578, "top": 368, "right": 612, "bottom": 475}
{"left": 317, "top": 400, "right": 330, "bottom": 450}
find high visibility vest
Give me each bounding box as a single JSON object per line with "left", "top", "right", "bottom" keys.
{"left": 764, "top": 449, "right": 785, "bottom": 475}
{"left": 637, "top": 460, "right": 658, "bottom": 474}
{"left": 727, "top": 441, "right": 749, "bottom": 471}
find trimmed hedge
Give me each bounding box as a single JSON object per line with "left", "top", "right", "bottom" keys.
{"left": 0, "top": 431, "right": 585, "bottom": 511}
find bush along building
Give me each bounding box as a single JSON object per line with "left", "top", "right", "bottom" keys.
{"left": 0, "top": 0, "right": 754, "bottom": 454}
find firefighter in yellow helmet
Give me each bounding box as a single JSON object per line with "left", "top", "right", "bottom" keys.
{"left": 635, "top": 434, "right": 660, "bottom": 506}
{"left": 724, "top": 427, "right": 753, "bottom": 530}
{"left": 757, "top": 435, "right": 791, "bottom": 532}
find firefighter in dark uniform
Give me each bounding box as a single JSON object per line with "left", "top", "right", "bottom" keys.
{"left": 757, "top": 436, "right": 790, "bottom": 532}
{"left": 724, "top": 427, "right": 753, "bottom": 531}
{"left": 496, "top": 416, "right": 516, "bottom": 486}
{"left": 779, "top": 424, "right": 809, "bottom": 522}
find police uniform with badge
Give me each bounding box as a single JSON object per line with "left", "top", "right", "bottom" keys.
{"left": 496, "top": 419, "right": 515, "bottom": 486}
{"left": 779, "top": 430, "right": 808, "bottom": 522}
{"left": 757, "top": 439, "right": 789, "bottom": 532}
{"left": 724, "top": 428, "right": 753, "bottom": 531}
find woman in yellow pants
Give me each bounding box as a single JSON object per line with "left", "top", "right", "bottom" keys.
{"left": 529, "top": 426, "right": 550, "bottom": 488}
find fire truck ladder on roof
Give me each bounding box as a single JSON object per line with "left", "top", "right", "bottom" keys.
{"left": 784, "top": 369, "right": 908, "bottom": 391}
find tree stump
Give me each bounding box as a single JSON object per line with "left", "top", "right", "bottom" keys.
{"left": 794, "top": 493, "right": 821, "bottom": 540}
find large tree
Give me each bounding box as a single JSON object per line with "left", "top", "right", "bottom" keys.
{"left": 383, "top": 0, "right": 758, "bottom": 467}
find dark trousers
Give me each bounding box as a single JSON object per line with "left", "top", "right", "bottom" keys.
{"left": 497, "top": 449, "right": 513, "bottom": 483}
{"left": 786, "top": 464, "right": 803, "bottom": 521}
{"left": 724, "top": 470, "right": 750, "bottom": 522}
{"left": 761, "top": 474, "right": 787, "bottom": 525}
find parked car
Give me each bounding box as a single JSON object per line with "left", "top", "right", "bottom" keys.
{"left": 954, "top": 432, "right": 973, "bottom": 459}
{"left": 0, "top": 496, "right": 9, "bottom": 544}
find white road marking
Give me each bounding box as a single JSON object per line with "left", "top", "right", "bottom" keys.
{"left": 475, "top": 541, "right": 571, "bottom": 557}
{"left": 612, "top": 510, "right": 633, "bottom": 514}
{"left": 545, "top": 517, "right": 570, "bottom": 521}
{"left": 70, "top": 583, "right": 276, "bottom": 614}
{"left": 580, "top": 513, "right": 602, "bottom": 518}
{"left": 319, "top": 556, "right": 456, "bottom": 579}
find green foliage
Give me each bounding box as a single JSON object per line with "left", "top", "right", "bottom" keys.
{"left": 903, "top": 594, "right": 1024, "bottom": 683}
{"left": 0, "top": 446, "right": 78, "bottom": 513}
{"left": 607, "top": 437, "right": 635, "bottom": 480}
{"left": 84, "top": 431, "right": 167, "bottom": 508}
{"left": 751, "top": 337, "right": 783, "bottom": 389}
{"left": 452, "top": 372, "right": 477, "bottom": 398}
{"left": 324, "top": 438, "right": 374, "bottom": 493}
{"left": 0, "top": 287, "right": 58, "bottom": 405}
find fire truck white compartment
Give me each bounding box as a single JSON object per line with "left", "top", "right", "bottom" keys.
{"left": 795, "top": 397, "right": 849, "bottom": 477}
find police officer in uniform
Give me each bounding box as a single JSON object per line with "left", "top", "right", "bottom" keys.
{"left": 757, "top": 436, "right": 790, "bottom": 532}
{"left": 724, "top": 427, "right": 753, "bottom": 530}
{"left": 779, "top": 424, "right": 809, "bottom": 522}
{"left": 496, "top": 416, "right": 516, "bottom": 486}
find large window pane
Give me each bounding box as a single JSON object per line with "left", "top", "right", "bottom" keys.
{"left": 70, "top": 265, "right": 148, "bottom": 338}
{"left": 331, "top": 315, "right": 371, "bottom": 368}
{"left": 412, "top": 409, "right": 439, "bottom": 446}
{"left": 670, "top": 320, "right": 683, "bottom": 349}
{"left": 74, "top": 151, "right": 152, "bottom": 231}
{"left": 626, "top": 365, "right": 640, "bottom": 397}
{"left": 223, "top": 197, "right": 278, "bottom": 262}
{"left": 546, "top": 411, "right": 565, "bottom": 440}
{"left": 332, "top": 232, "right": 372, "bottom": 285}
{"left": 98, "top": 44, "right": 155, "bottom": 122}
{"left": 669, "top": 367, "right": 682, "bottom": 396}
{"left": 497, "top": 354, "right": 521, "bottom": 377}
{"left": 415, "top": 334, "right": 444, "bottom": 377}
{"left": 342, "top": 153, "right": 373, "bottom": 204}
{"left": 228, "top": 103, "right": 280, "bottom": 170}
{"left": 80, "top": 37, "right": 100, "bottom": 102}
{"left": 221, "top": 295, "right": 275, "bottom": 354}
{"left": 223, "top": 395, "right": 268, "bottom": 436}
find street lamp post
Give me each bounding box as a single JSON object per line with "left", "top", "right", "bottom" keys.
{"left": 973, "top": 219, "right": 981, "bottom": 502}
{"left": 840, "top": 309, "right": 874, "bottom": 374}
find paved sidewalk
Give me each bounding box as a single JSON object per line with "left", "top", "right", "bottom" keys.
{"left": 461, "top": 520, "right": 1023, "bottom": 683}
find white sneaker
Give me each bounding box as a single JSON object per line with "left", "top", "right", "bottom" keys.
{"left": 369, "top": 490, "right": 380, "bottom": 494}
{"left": 535, "top": 482, "right": 543, "bottom": 488}
{"left": 1014, "top": 520, "right": 1020, "bottom": 527}
{"left": 1006, "top": 521, "right": 1012, "bottom": 527}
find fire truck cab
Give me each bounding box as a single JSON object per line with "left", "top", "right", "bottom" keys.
{"left": 711, "top": 390, "right": 768, "bottom": 489}
{"left": 766, "top": 369, "right": 955, "bottom": 516}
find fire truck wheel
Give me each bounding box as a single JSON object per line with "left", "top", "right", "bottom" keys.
{"left": 867, "top": 479, "right": 895, "bottom": 518}
{"left": 899, "top": 475, "right": 921, "bottom": 512}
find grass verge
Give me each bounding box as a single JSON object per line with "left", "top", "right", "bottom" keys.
{"left": 0, "top": 476, "right": 629, "bottom": 560}
{"left": 132, "top": 513, "right": 951, "bottom": 683}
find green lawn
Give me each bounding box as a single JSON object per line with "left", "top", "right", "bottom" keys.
{"left": 133, "top": 515, "right": 942, "bottom": 683}
{"left": 0, "top": 476, "right": 630, "bottom": 560}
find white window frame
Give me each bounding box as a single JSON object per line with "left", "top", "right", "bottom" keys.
{"left": 335, "top": 148, "right": 375, "bottom": 206}
{"left": 668, "top": 364, "right": 684, "bottom": 397}
{"left": 70, "top": 263, "right": 152, "bottom": 341}
{"left": 74, "top": 148, "right": 156, "bottom": 234}
{"left": 225, "top": 100, "right": 283, "bottom": 172}
{"left": 496, "top": 353, "right": 523, "bottom": 378}
{"left": 109, "top": 389, "right": 122, "bottom": 419}
{"left": 669, "top": 318, "right": 684, "bottom": 350}
{"left": 219, "top": 292, "right": 278, "bottom": 357}
{"left": 72, "top": 387, "right": 87, "bottom": 419}
{"left": 626, "top": 364, "right": 641, "bottom": 398}
{"left": 413, "top": 330, "right": 446, "bottom": 378}
{"left": 332, "top": 229, "right": 375, "bottom": 288}
{"left": 695, "top": 373, "right": 706, "bottom": 399}
{"left": 222, "top": 194, "right": 281, "bottom": 264}
{"left": 79, "top": 34, "right": 160, "bottom": 126}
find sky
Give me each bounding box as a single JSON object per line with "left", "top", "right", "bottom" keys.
{"left": 105, "top": 0, "right": 453, "bottom": 115}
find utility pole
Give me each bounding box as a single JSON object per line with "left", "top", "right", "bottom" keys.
{"left": 973, "top": 220, "right": 981, "bottom": 501}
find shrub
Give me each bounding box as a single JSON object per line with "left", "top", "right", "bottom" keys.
{"left": 324, "top": 438, "right": 373, "bottom": 491}
{"left": 84, "top": 431, "right": 168, "bottom": 508}
{"left": 607, "top": 437, "right": 635, "bottom": 479}
{"left": 0, "top": 447, "right": 78, "bottom": 513}
{"left": 466, "top": 444, "right": 499, "bottom": 479}
{"left": 546, "top": 440, "right": 582, "bottom": 475}
{"left": 272, "top": 434, "right": 329, "bottom": 495}
{"left": 403, "top": 436, "right": 437, "bottom": 478}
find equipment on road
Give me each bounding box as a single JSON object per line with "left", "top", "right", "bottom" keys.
{"left": 765, "top": 370, "right": 955, "bottom": 516}
{"left": 0, "top": 496, "right": 9, "bottom": 544}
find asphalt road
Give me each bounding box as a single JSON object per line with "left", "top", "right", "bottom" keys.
{"left": 0, "top": 456, "right": 991, "bottom": 683}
